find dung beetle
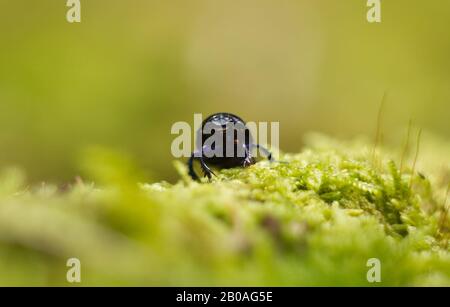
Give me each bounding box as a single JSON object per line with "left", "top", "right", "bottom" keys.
{"left": 188, "top": 112, "right": 273, "bottom": 180}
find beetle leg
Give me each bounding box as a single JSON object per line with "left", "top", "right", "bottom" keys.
{"left": 199, "top": 157, "right": 215, "bottom": 179}
{"left": 188, "top": 153, "right": 200, "bottom": 181}
{"left": 242, "top": 146, "right": 255, "bottom": 167}
{"left": 251, "top": 144, "right": 274, "bottom": 162}
{"left": 188, "top": 152, "right": 216, "bottom": 181}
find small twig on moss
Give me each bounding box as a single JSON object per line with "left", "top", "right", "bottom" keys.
{"left": 409, "top": 128, "right": 422, "bottom": 189}
{"left": 372, "top": 91, "right": 388, "bottom": 168}
{"left": 438, "top": 184, "right": 449, "bottom": 248}
{"left": 400, "top": 119, "right": 412, "bottom": 175}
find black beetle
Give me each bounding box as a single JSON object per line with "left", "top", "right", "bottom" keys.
{"left": 188, "top": 112, "right": 273, "bottom": 180}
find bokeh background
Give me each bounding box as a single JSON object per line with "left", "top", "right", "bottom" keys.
{"left": 0, "top": 0, "right": 449, "bottom": 183}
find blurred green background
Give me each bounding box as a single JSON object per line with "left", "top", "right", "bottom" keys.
{"left": 0, "top": 0, "right": 449, "bottom": 183}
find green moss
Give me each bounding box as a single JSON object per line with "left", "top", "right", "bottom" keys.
{"left": 0, "top": 134, "right": 448, "bottom": 286}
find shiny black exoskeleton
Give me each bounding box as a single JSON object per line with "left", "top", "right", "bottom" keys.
{"left": 188, "top": 113, "right": 273, "bottom": 180}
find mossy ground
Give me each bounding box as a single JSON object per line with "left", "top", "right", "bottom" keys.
{"left": 0, "top": 134, "right": 448, "bottom": 286}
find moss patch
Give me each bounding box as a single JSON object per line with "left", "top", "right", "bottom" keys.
{"left": 0, "top": 134, "right": 448, "bottom": 286}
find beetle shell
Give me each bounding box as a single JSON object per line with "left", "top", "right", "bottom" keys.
{"left": 188, "top": 112, "right": 273, "bottom": 180}
{"left": 196, "top": 113, "right": 253, "bottom": 168}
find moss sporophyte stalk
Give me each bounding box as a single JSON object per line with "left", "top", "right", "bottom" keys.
{"left": 0, "top": 133, "right": 448, "bottom": 286}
